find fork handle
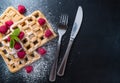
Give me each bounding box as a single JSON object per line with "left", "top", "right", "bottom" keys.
{"left": 49, "top": 37, "right": 61, "bottom": 82}
{"left": 57, "top": 39, "right": 73, "bottom": 76}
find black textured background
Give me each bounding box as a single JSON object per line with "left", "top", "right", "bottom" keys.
{"left": 54, "top": 0, "right": 120, "bottom": 83}
{"left": 0, "top": 0, "right": 120, "bottom": 83}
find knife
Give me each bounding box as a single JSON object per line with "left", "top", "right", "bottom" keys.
{"left": 57, "top": 6, "right": 83, "bottom": 76}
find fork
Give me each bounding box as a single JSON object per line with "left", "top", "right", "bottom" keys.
{"left": 49, "top": 14, "right": 69, "bottom": 82}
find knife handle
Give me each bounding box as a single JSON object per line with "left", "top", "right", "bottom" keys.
{"left": 57, "top": 39, "right": 73, "bottom": 76}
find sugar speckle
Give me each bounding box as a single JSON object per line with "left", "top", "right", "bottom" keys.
{"left": 59, "top": 2, "right": 62, "bottom": 5}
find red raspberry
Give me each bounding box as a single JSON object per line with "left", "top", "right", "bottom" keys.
{"left": 5, "top": 20, "right": 13, "bottom": 28}
{"left": 17, "top": 50, "right": 26, "bottom": 59}
{"left": 45, "top": 29, "right": 53, "bottom": 37}
{"left": 7, "top": 36, "right": 11, "bottom": 42}
{"left": 18, "top": 31, "right": 24, "bottom": 40}
{"left": 37, "top": 48, "right": 46, "bottom": 55}
{"left": 38, "top": 18, "right": 46, "bottom": 26}
{"left": 25, "top": 66, "right": 33, "bottom": 73}
{"left": 18, "top": 5, "right": 26, "bottom": 14}
{"left": 0, "top": 25, "right": 8, "bottom": 34}
{"left": 14, "top": 42, "right": 21, "bottom": 50}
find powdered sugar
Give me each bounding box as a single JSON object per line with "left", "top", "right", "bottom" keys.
{"left": 21, "top": 38, "right": 57, "bottom": 83}
{"left": 22, "top": 58, "right": 49, "bottom": 83}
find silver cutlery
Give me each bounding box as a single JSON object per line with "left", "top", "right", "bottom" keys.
{"left": 49, "top": 14, "right": 69, "bottom": 82}
{"left": 57, "top": 6, "right": 83, "bottom": 76}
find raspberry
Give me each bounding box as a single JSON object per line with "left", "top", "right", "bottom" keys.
{"left": 45, "top": 29, "right": 53, "bottom": 37}
{"left": 14, "top": 42, "right": 21, "bottom": 50}
{"left": 38, "top": 18, "right": 46, "bottom": 26}
{"left": 5, "top": 20, "right": 13, "bottom": 28}
{"left": 25, "top": 66, "right": 33, "bottom": 73}
{"left": 0, "top": 25, "right": 8, "bottom": 34}
{"left": 18, "top": 31, "right": 24, "bottom": 40}
{"left": 37, "top": 48, "right": 46, "bottom": 55}
{"left": 7, "top": 36, "right": 11, "bottom": 42}
{"left": 18, "top": 5, "right": 26, "bottom": 14}
{"left": 17, "top": 50, "right": 26, "bottom": 59}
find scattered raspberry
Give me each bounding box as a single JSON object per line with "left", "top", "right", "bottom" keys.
{"left": 38, "top": 18, "right": 46, "bottom": 26}
{"left": 0, "top": 25, "right": 8, "bottom": 34}
{"left": 18, "top": 5, "right": 26, "bottom": 14}
{"left": 7, "top": 36, "right": 11, "bottom": 42}
{"left": 25, "top": 66, "right": 33, "bottom": 73}
{"left": 17, "top": 50, "right": 26, "bottom": 59}
{"left": 14, "top": 42, "right": 21, "bottom": 50}
{"left": 45, "top": 29, "right": 53, "bottom": 37}
{"left": 5, "top": 20, "right": 13, "bottom": 28}
{"left": 37, "top": 48, "right": 46, "bottom": 55}
{"left": 18, "top": 31, "right": 24, "bottom": 40}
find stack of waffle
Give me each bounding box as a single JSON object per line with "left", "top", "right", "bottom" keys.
{"left": 0, "top": 7, "right": 57, "bottom": 73}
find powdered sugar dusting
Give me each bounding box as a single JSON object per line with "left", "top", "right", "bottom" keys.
{"left": 0, "top": 0, "right": 58, "bottom": 82}
{"left": 21, "top": 39, "right": 57, "bottom": 83}
{"left": 22, "top": 59, "right": 49, "bottom": 83}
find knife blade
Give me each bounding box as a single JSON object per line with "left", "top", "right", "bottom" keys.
{"left": 70, "top": 6, "right": 83, "bottom": 40}
{"left": 57, "top": 6, "right": 83, "bottom": 76}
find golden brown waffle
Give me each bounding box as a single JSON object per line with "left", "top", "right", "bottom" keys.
{"left": 0, "top": 10, "right": 57, "bottom": 73}
{"left": 10, "top": 11, "right": 57, "bottom": 54}
{"left": 0, "top": 6, "right": 24, "bottom": 40}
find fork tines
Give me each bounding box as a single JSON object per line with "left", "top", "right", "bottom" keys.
{"left": 59, "top": 14, "right": 69, "bottom": 26}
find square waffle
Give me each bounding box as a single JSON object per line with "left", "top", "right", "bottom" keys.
{"left": 0, "top": 6, "right": 24, "bottom": 40}
{"left": 10, "top": 11, "right": 57, "bottom": 54}
{"left": 0, "top": 10, "right": 57, "bottom": 73}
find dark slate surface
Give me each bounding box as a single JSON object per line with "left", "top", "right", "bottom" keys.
{"left": 0, "top": 0, "right": 120, "bottom": 83}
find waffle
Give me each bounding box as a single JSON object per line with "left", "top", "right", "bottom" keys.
{"left": 0, "top": 10, "right": 57, "bottom": 73}
{"left": 0, "top": 6, "right": 24, "bottom": 40}
{"left": 10, "top": 11, "right": 57, "bottom": 54}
